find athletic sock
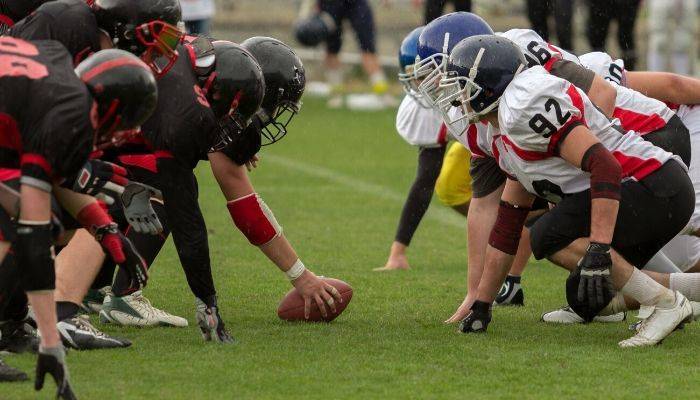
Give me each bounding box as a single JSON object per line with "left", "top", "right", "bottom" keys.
{"left": 56, "top": 301, "right": 80, "bottom": 321}
{"left": 621, "top": 268, "right": 675, "bottom": 308}
{"left": 505, "top": 275, "right": 521, "bottom": 284}
{"left": 669, "top": 273, "right": 700, "bottom": 301}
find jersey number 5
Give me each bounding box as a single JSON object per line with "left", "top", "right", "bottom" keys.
{"left": 528, "top": 99, "right": 571, "bottom": 138}
{"left": 0, "top": 37, "right": 49, "bottom": 80}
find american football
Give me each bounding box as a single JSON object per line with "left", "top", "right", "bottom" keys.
{"left": 278, "top": 277, "right": 353, "bottom": 321}
{"left": 2, "top": 0, "right": 700, "bottom": 399}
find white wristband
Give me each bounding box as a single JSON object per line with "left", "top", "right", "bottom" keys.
{"left": 285, "top": 259, "right": 306, "bottom": 281}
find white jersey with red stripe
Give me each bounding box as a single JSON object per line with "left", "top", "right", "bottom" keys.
{"left": 446, "top": 107, "right": 495, "bottom": 157}
{"left": 497, "top": 29, "right": 579, "bottom": 71}
{"left": 497, "top": 66, "right": 681, "bottom": 203}
{"left": 396, "top": 95, "right": 447, "bottom": 148}
{"left": 578, "top": 52, "right": 675, "bottom": 135}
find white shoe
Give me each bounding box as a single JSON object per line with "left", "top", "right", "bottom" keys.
{"left": 100, "top": 291, "right": 188, "bottom": 328}
{"left": 619, "top": 291, "right": 692, "bottom": 348}
{"left": 541, "top": 305, "right": 626, "bottom": 324}
{"left": 691, "top": 301, "right": 700, "bottom": 321}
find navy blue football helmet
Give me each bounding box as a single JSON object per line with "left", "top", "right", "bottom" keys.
{"left": 397, "top": 26, "right": 428, "bottom": 106}
{"left": 437, "top": 35, "right": 526, "bottom": 133}
{"left": 414, "top": 12, "right": 493, "bottom": 106}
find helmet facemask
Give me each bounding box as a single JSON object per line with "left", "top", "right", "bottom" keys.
{"left": 210, "top": 90, "right": 249, "bottom": 152}
{"left": 414, "top": 53, "right": 448, "bottom": 107}
{"left": 132, "top": 20, "right": 184, "bottom": 78}
{"left": 257, "top": 98, "right": 301, "bottom": 146}
{"left": 398, "top": 64, "right": 431, "bottom": 108}
{"left": 91, "top": 99, "right": 141, "bottom": 150}
{"left": 437, "top": 71, "right": 487, "bottom": 134}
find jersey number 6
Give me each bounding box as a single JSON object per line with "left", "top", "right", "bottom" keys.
{"left": 528, "top": 99, "right": 571, "bottom": 138}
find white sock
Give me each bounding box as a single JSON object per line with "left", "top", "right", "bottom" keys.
{"left": 622, "top": 268, "right": 674, "bottom": 307}
{"left": 369, "top": 70, "right": 386, "bottom": 86}
{"left": 326, "top": 68, "right": 344, "bottom": 87}
{"left": 670, "top": 273, "right": 700, "bottom": 301}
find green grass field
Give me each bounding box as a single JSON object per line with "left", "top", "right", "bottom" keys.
{"left": 4, "top": 98, "right": 700, "bottom": 399}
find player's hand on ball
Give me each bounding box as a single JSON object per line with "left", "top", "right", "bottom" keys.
{"left": 576, "top": 242, "right": 614, "bottom": 318}
{"left": 292, "top": 270, "right": 343, "bottom": 319}
{"left": 459, "top": 300, "right": 491, "bottom": 333}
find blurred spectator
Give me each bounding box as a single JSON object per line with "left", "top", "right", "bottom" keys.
{"left": 647, "top": 0, "right": 697, "bottom": 75}
{"left": 586, "top": 0, "right": 641, "bottom": 70}
{"left": 181, "top": 0, "right": 214, "bottom": 35}
{"left": 412, "top": 0, "right": 472, "bottom": 24}
{"left": 524, "top": 0, "right": 573, "bottom": 51}
{"left": 318, "top": 0, "right": 388, "bottom": 104}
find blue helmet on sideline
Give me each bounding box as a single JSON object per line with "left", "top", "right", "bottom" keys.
{"left": 397, "top": 26, "right": 428, "bottom": 106}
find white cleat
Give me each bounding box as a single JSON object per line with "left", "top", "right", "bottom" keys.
{"left": 100, "top": 291, "right": 188, "bottom": 328}
{"left": 619, "top": 291, "right": 693, "bottom": 348}
{"left": 541, "top": 306, "right": 625, "bottom": 324}
{"left": 691, "top": 301, "right": 700, "bottom": 321}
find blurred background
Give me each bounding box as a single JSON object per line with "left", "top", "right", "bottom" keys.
{"left": 193, "top": 0, "right": 700, "bottom": 109}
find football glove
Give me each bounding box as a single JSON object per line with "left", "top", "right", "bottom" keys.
{"left": 569, "top": 242, "right": 615, "bottom": 322}
{"left": 35, "top": 346, "right": 77, "bottom": 400}
{"left": 121, "top": 182, "right": 164, "bottom": 235}
{"left": 94, "top": 223, "right": 148, "bottom": 288}
{"left": 66, "top": 160, "right": 129, "bottom": 205}
{"left": 459, "top": 300, "right": 492, "bottom": 333}
{"left": 195, "top": 297, "right": 234, "bottom": 344}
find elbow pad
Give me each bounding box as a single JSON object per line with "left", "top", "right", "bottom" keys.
{"left": 227, "top": 193, "right": 282, "bottom": 246}
{"left": 16, "top": 221, "right": 55, "bottom": 292}
{"left": 488, "top": 201, "right": 530, "bottom": 255}
{"left": 581, "top": 143, "right": 622, "bottom": 201}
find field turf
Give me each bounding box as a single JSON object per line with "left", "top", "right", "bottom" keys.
{"left": 4, "top": 98, "right": 699, "bottom": 399}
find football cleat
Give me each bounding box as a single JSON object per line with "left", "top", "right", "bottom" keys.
{"left": 195, "top": 298, "right": 234, "bottom": 344}
{"left": 81, "top": 287, "right": 110, "bottom": 314}
{"left": 541, "top": 305, "right": 626, "bottom": 324}
{"left": 0, "top": 358, "right": 27, "bottom": 382}
{"left": 619, "top": 291, "right": 693, "bottom": 348}
{"left": 494, "top": 276, "right": 524, "bottom": 306}
{"left": 57, "top": 315, "right": 131, "bottom": 350}
{"left": 0, "top": 319, "right": 39, "bottom": 354}
{"left": 100, "top": 291, "right": 188, "bottom": 328}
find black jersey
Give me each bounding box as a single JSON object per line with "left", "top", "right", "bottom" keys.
{"left": 141, "top": 44, "right": 218, "bottom": 170}
{"left": 7, "top": 0, "right": 100, "bottom": 65}
{"left": 0, "top": 0, "right": 50, "bottom": 30}
{"left": 0, "top": 38, "right": 93, "bottom": 187}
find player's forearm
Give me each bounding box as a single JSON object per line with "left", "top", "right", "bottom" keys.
{"left": 259, "top": 234, "right": 300, "bottom": 272}
{"left": 587, "top": 75, "right": 616, "bottom": 117}
{"left": 466, "top": 189, "right": 504, "bottom": 293}
{"left": 475, "top": 245, "right": 515, "bottom": 303}
{"left": 52, "top": 185, "right": 96, "bottom": 218}
{"left": 589, "top": 198, "right": 618, "bottom": 244}
{"left": 627, "top": 71, "right": 700, "bottom": 105}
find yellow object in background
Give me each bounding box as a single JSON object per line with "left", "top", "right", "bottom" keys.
{"left": 436, "top": 143, "right": 472, "bottom": 207}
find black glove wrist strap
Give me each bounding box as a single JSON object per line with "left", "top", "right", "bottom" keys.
{"left": 470, "top": 300, "right": 491, "bottom": 316}
{"left": 587, "top": 242, "right": 611, "bottom": 253}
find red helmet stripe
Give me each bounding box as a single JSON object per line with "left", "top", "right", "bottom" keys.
{"left": 81, "top": 57, "right": 150, "bottom": 83}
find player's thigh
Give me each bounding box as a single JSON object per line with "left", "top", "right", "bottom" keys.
{"left": 435, "top": 143, "right": 472, "bottom": 206}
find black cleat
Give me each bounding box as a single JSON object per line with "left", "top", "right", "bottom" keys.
{"left": 0, "top": 358, "right": 28, "bottom": 382}
{"left": 494, "top": 275, "right": 524, "bottom": 306}
{"left": 57, "top": 315, "right": 131, "bottom": 350}
{"left": 0, "top": 319, "right": 39, "bottom": 354}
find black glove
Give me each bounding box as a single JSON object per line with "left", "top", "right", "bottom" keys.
{"left": 195, "top": 297, "right": 235, "bottom": 344}
{"left": 35, "top": 346, "right": 77, "bottom": 400}
{"left": 459, "top": 300, "right": 492, "bottom": 333}
{"left": 94, "top": 224, "right": 148, "bottom": 288}
{"left": 64, "top": 160, "right": 129, "bottom": 205}
{"left": 571, "top": 242, "right": 615, "bottom": 321}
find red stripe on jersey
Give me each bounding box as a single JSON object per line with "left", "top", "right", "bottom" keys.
{"left": 501, "top": 135, "right": 550, "bottom": 161}
{"left": 665, "top": 102, "right": 681, "bottom": 111}
{"left": 543, "top": 44, "right": 562, "bottom": 71}
{"left": 21, "top": 153, "right": 52, "bottom": 176}
{"left": 611, "top": 151, "right": 663, "bottom": 181}
{"left": 80, "top": 57, "right": 150, "bottom": 83}
{"left": 466, "top": 124, "right": 488, "bottom": 158}
{"left": 613, "top": 108, "right": 667, "bottom": 134}
{"left": 154, "top": 150, "right": 174, "bottom": 159}
{"left": 437, "top": 123, "right": 448, "bottom": 146}
{"left": 0, "top": 15, "right": 14, "bottom": 27}
{"left": 118, "top": 154, "right": 157, "bottom": 173}
{"left": 0, "top": 113, "right": 22, "bottom": 151}
{"left": 566, "top": 84, "right": 585, "bottom": 116}
{"left": 0, "top": 168, "right": 20, "bottom": 182}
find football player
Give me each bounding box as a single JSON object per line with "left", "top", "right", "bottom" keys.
{"left": 0, "top": 38, "right": 157, "bottom": 397}
{"left": 1, "top": 0, "right": 188, "bottom": 348}
{"left": 441, "top": 35, "right": 700, "bottom": 347}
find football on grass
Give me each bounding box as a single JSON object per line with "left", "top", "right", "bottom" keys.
{"left": 277, "top": 278, "right": 353, "bottom": 322}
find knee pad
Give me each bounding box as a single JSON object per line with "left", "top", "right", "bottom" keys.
{"left": 16, "top": 222, "right": 55, "bottom": 292}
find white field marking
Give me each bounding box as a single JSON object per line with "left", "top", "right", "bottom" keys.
{"left": 264, "top": 154, "right": 464, "bottom": 229}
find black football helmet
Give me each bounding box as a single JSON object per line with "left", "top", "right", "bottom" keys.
{"left": 201, "top": 41, "right": 265, "bottom": 152}
{"left": 92, "top": 0, "right": 184, "bottom": 77}
{"left": 241, "top": 36, "right": 305, "bottom": 145}
{"left": 76, "top": 49, "right": 158, "bottom": 149}
{"left": 437, "top": 34, "right": 526, "bottom": 131}
{"left": 294, "top": 12, "right": 336, "bottom": 47}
